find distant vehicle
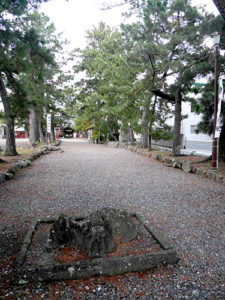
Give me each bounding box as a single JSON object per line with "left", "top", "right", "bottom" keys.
{"left": 63, "top": 127, "right": 74, "bottom": 138}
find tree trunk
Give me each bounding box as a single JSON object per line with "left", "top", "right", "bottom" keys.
{"left": 141, "top": 109, "right": 149, "bottom": 148}
{"left": 51, "top": 126, "right": 56, "bottom": 141}
{"left": 129, "top": 127, "right": 134, "bottom": 145}
{"left": 39, "top": 122, "right": 45, "bottom": 144}
{"left": 29, "top": 104, "right": 40, "bottom": 146}
{"left": 219, "top": 121, "right": 225, "bottom": 161}
{"left": 119, "top": 126, "right": 129, "bottom": 142}
{"left": 24, "top": 122, "right": 29, "bottom": 138}
{"left": 172, "top": 88, "right": 182, "bottom": 156}
{"left": 0, "top": 73, "right": 18, "bottom": 156}
{"left": 5, "top": 115, "right": 18, "bottom": 156}
{"left": 148, "top": 95, "right": 157, "bottom": 151}
{"left": 109, "top": 128, "right": 118, "bottom": 141}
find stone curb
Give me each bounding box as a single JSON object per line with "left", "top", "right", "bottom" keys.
{"left": 132, "top": 213, "right": 172, "bottom": 250}
{"left": 119, "top": 144, "right": 224, "bottom": 184}
{"left": 0, "top": 140, "right": 62, "bottom": 185}
{"left": 14, "top": 212, "right": 179, "bottom": 284}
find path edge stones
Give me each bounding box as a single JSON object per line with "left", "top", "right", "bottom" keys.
{"left": 107, "top": 142, "right": 224, "bottom": 184}
{"left": 0, "top": 141, "right": 62, "bottom": 184}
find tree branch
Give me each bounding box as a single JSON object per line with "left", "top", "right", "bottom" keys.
{"left": 151, "top": 89, "right": 175, "bottom": 103}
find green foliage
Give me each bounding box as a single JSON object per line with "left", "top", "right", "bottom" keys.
{"left": 151, "top": 125, "right": 173, "bottom": 141}
{"left": 91, "top": 129, "right": 100, "bottom": 140}
{"left": 72, "top": 22, "right": 141, "bottom": 141}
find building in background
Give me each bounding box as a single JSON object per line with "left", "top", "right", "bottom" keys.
{"left": 181, "top": 102, "right": 211, "bottom": 144}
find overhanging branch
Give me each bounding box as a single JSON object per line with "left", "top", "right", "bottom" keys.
{"left": 151, "top": 90, "right": 175, "bottom": 103}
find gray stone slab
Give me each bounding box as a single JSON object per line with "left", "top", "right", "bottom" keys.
{"left": 15, "top": 249, "right": 178, "bottom": 284}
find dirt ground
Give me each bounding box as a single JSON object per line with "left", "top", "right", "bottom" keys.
{"left": 0, "top": 143, "right": 42, "bottom": 173}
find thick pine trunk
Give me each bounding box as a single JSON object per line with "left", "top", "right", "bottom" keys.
{"left": 219, "top": 121, "right": 225, "bottom": 161}
{"left": 141, "top": 109, "right": 149, "bottom": 148}
{"left": 38, "top": 122, "right": 45, "bottom": 144}
{"left": 172, "top": 88, "right": 182, "bottom": 156}
{"left": 51, "top": 126, "right": 56, "bottom": 141}
{"left": 5, "top": 116, "right": 18, "bottom": 156}
{"left": 29, "top": 104, "right": 40, "bottom": 145}
{"left": 24, "top": 122, "right": 29, "bottom": 138}
{"left": 129, "top": 127, "right": 134, "bottom": 145}
{"left": 0, "top": 73, "right": 18, "bottom": 156}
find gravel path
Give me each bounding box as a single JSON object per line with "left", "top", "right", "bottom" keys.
{"left": 0, "top": 140, "right": 224, "bottom": 299}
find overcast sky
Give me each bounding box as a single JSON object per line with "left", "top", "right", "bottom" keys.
{"left": 39, "top": 0, "right": 129, "bottom": 50}
{"left": 39, "top": 0, "right": 219, "bottom": 51}
{"left": 0, "top": 1, "right": 221, "bottom": 112}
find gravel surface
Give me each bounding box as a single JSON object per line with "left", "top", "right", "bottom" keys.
{"left": 0, "top": 140, "right": 224, "bottom": 299}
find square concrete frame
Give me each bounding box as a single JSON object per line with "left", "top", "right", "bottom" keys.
{"left": 14, "top": 213, "right": 179, "bottom": 284}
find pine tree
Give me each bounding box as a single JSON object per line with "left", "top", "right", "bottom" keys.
{"left": 122, "top": 0, "right": 217, "bottom": 155}
{"left": 0, "top": 0, "right": 50, "bottom": 155}
{"left": 73, "top": 23, "right": 140, "bottom": 141}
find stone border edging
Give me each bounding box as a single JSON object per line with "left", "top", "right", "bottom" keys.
{"left": 107, "top": 142, "right": 224, "bottom": 184}
{"left": 14, "top": 212, "right": 178, "bottom": 284}
{"left": 131, "top": 212, "right": 172, "bottom": 250}
{"left": 0, "top": 140, "right": 62, "bottom": 184}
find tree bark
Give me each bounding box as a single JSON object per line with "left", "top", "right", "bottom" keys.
{"left": 148, "top": 95, "right": 157, "bottom": 151}
{"left": 51, "top": 126, "right": 56, "bottom": 141}
{"left": 24, "top": 122, "right": 29, "bottom": 138}
{"left": 28, "top": 104, "right": 40, "bottom": 146}
{"left": 172, "top": 87, "right": 182, "bottom": 156}
{"left": 0, "top": 72, "right": 18, "bottom": 156}
{"left": 39, "top": 122, "right": 45, "bottom": 144}
{"left": 141, "top": 109, "right": 149, "bottom": 148}
{"left": 129, "top": 127, "right": 134, "bottom": 145}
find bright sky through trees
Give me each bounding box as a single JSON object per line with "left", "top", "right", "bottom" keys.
{"left": 39, "top": 0, "right": 128, "bottom": 50}
{"left": 40, "top": 0, "right": 219, "bottom": 51}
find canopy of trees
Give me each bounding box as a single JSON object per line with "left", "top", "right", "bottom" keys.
{"left": 1, "top": 0, "right": 225, "bottom": 161}
{"left": 71, "top": 0, "right": 225, "bottom": 158}
{"left": 0, "top": 0, "right": 72, "bottom": 155}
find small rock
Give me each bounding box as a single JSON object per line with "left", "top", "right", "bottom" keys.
{"left": 18, "top": 160, "right": 28, "bottom": 168}
{"left": 181, "top": 161, "right": 192, "bottom": 173}
{"left": 192, "top": 290, "right": 199, "bottom": 297}
{"left": 164, "top": 162, "right": 172, "bottom": 167}
{"left": 172, "top": 161, "right": 179, "bottom": 168}
{"left": 7, "top": 163, "right": 21, "bottom": 174}
{"left": 0, "top": 172, "right": 6, "bottom": 183}
{"left": 48, "top": 146, "right": 59, "bottom": 151}
{"left": 5, "top": 172, "right": 14, "bottom": 180}
{"left": 195, "top": 168, "right": 203, "bottom": 175}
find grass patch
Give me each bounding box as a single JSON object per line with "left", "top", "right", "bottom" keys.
{"left": 16, "top": 148, "right": 38, "bottom": 155}
{"left": 151, "top": 150, "right": 171, "bottom": 157}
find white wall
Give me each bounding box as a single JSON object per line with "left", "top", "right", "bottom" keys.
{"left": 181, "top": 102, "right": 212, "bottom": 142}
